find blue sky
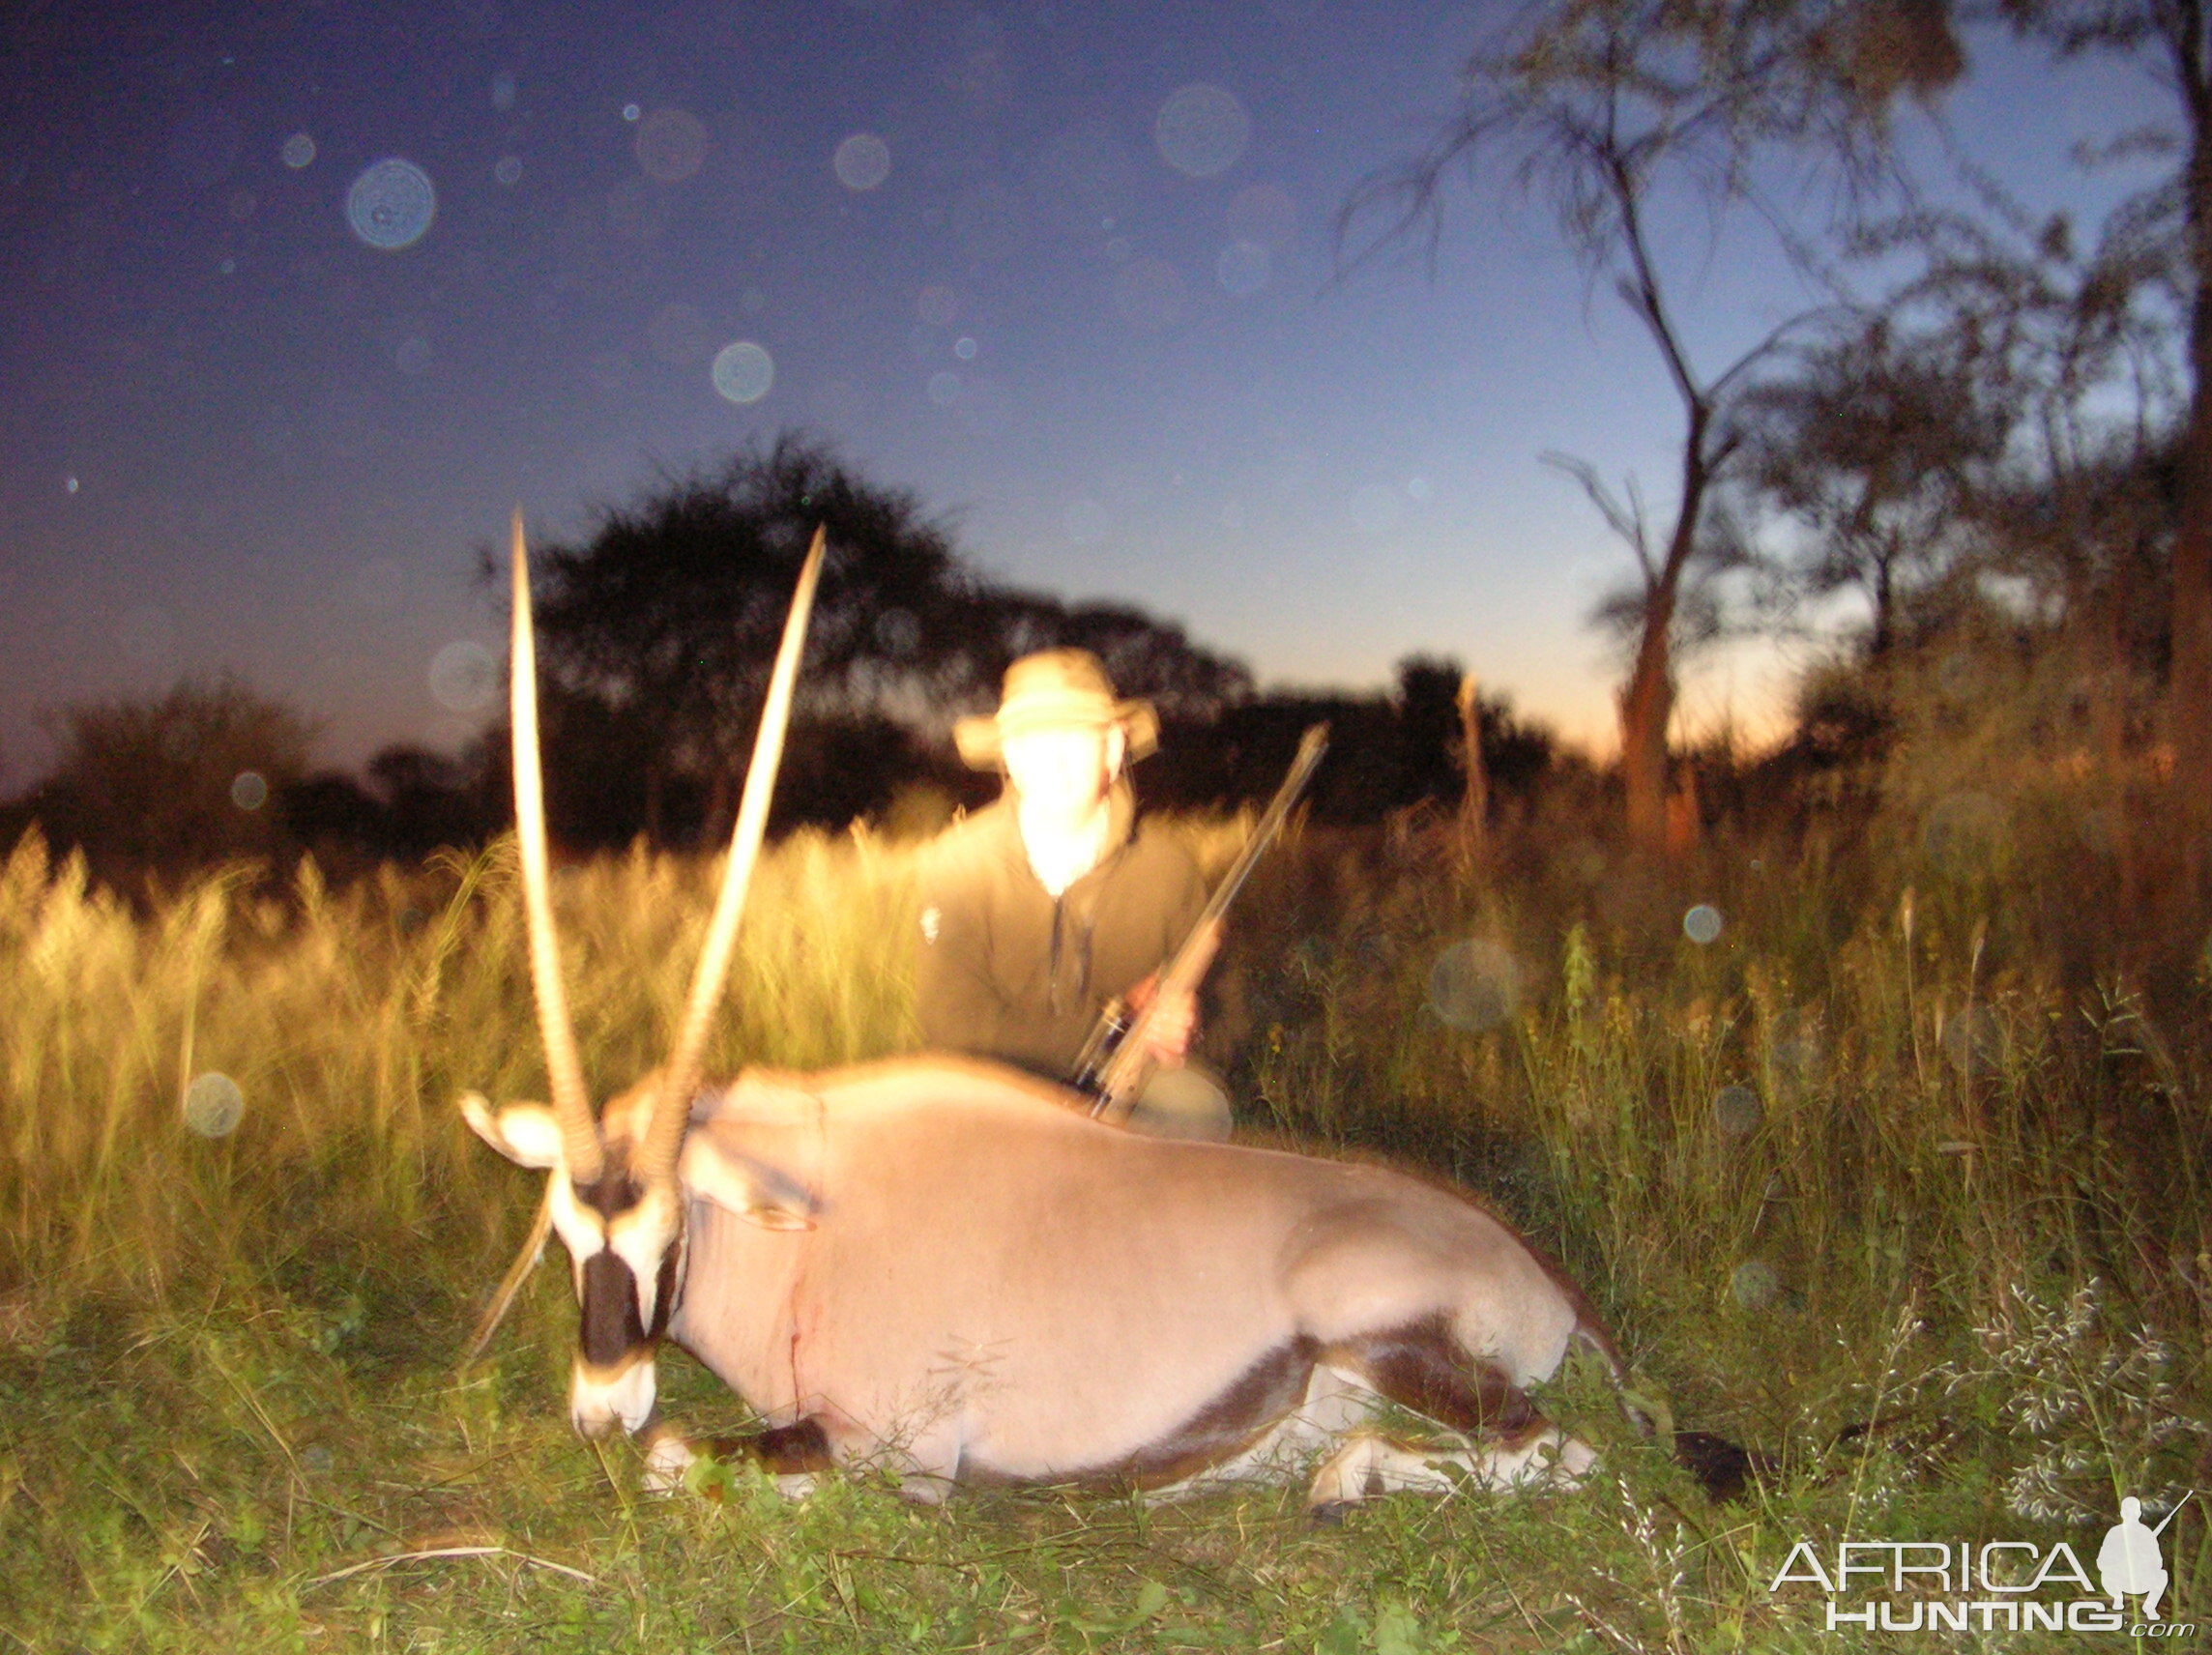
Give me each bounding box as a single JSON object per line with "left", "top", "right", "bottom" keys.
{"left": 0, "top": 0, "right": 2168, "bottom": 782}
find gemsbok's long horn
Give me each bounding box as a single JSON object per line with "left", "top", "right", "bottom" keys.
{"left": 509, "top": 507, "right": 605, "bottom": 1185}
{"left": 635, "top": 524, "right": 826, "bottom": 1189}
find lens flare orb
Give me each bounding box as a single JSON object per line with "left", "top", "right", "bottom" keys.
{"left": 1155, "top": 84, "right": 1251, "bottom": 178}
{"left": 1732, "top": 1260, "right": 1779, "bottom": 1310}
{"left": 429, "top": 641, "right": 498, "bottom": 713}
{"left": 1216, "top": 239, "right": 1270, "bottom": 296}
{"left": 712, "top": 341, "right": 774, "bottom": 404}
{"left": 1712, "top": 1084, "right": 1761, "bottom": 1137}
{"left": 345, "top": 158, "right": 436, "bottom": 250}
{"left": 833, "top": 132, "right": 891, "bottom": 191}
{"left": 1427, "top": 939, "right": 1524, "bottom": 1033}
{"left": 636, "top": 108, "right": 710, "bottom": 182}
{"left": 184, "top": 1072, "right": 245, "bottom": 1138}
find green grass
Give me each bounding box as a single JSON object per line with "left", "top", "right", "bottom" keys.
{"left": 1, "top": 820, "right": 2207, "bottom": 1651}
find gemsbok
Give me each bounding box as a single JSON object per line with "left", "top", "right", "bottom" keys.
{"left": 463, "top": 512, "right": 1744, "bottom": 1514}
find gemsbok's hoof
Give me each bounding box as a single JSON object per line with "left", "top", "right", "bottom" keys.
{"left": 1307, "top": 1499, "right": 1351, "bottom": 1527}
{"left": 641, "top": 1432, "right": 696, "bottom": 1496}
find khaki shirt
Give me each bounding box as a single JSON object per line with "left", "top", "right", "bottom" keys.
{"left": 915, "top": 786, "right": 1207, "bottom": 1082}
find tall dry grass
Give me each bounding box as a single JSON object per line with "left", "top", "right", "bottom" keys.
{"left": 5, "top": 807, "right": 2205, "bottom": 1413}
{"left": 1227, "top": 812, "right": 2210, "bottom": 1540}
{"left": 1, "top": 810, "right": 2207, "bottom": 1648}
{"left": 0, "top": 824, "right": 925, "bottom": 1324}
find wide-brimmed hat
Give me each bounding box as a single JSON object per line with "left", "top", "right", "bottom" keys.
{"left": 954, "top": 649, "right": 1159, "bottom": 769}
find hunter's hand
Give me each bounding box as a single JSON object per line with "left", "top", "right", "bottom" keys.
{"left": 1125, "top": 973, "right": 1196, "bottom": 1068}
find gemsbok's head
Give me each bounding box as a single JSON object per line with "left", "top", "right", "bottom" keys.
{"left": 462, "top": 508, "right": 823, "bottom": 1438}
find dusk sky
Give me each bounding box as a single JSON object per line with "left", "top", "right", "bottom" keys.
{"left": 0, "top": 1, "right": 2164, "bottom": 784}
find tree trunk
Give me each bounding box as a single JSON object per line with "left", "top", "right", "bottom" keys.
{"left": 1870, "top": 537, "right": 1896, "bottom": 659}
{"left": 1619, "top": 416, "right": 1709, "bottom": 856}
{"left": 1604, "top": 156, "right": 1720, "bottom": 858}
{"left": 1618, "top": 625, "right": 1675, "bottom": 855}
{"left": 1454, "top": 670, "right": 1489, "bottom": 869}
{"left": 1664, "top": 761, "right": 1702, "bottom": 858}
{"left": 703, "top": 766, "right": 735, "bottom": 849}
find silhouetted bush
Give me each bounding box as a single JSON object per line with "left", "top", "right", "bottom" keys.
{"left": 20, "top": 675, "right": 313, "bottom": 894}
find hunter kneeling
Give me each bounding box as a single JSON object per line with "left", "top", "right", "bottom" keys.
{"left": 917, "top": 649, "right": 1233, "bottom": 1141}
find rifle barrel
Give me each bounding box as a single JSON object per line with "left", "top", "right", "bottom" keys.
{"left": 1089, "top": 723, "right": 1328, "bottom": 1121}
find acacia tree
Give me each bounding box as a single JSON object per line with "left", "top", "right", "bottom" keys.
{"left": 516, "top": 433, "right": 1250, "bottom": 843}
{"left": 522, "top": 433, "right": 980, "bottom": 839}
{"left": 1994, "top": 0, "right": 2212, "bottom": 906}
{"left": 1343, "top": 0, "right": 1961, "bottom": 852}
{"left": 1880, "top": 185, "right": 2176, "bottom": 623}
{"left": 1740, "top": 314, "right": 2010, "bottom": 656}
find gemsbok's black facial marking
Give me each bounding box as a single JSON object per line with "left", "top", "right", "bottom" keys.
{"left": 580, "top": 1249, "right": 648, "bottom": 1365}
{"left": 567, "top": 1160, "right": 687, "bottom": 1367}
{"left": 651, "top": 1235, "right": 683, "bottom": 1335}
{"left": 575, "top": 1169, "right": 642, "bottom": 1220}
{"left": 568, "top": 1169, "right": 643, "bottom": 1364}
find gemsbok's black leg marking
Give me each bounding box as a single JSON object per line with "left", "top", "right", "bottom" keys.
{"left": 678, "top": 1415, "right": 836, "bottom": 1476}
{"left": 1337, "top": 1313, "right": 1545, "bottom": 1442}
{"left": 746, "top": 1416, "right": 835, "bottom": 1474}
{"left": 1116, "top": 1336, "right": 1323, "bottom": 1486}
{"left": 641, "top": 1412, "right": 836, "bottom": 1496}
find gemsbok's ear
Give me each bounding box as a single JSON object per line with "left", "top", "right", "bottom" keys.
{"left": 461, "top": 1093, "right": 565, "bottom": 1170}
{"left": 680, "top": 1130, "right": 817, "bottom": 1232}
{"left": 596, "top": 1070, "right": 669, "bottom": 1151}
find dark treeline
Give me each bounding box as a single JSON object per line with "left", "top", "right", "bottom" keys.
{"left": 0, "top": 434, "right": 1580, "bottom": 890}
{"left": 0, "top": 655, "right": 1562, "bottom": 893}
{"left": 0, "top": 434, "right": 1569, "bottom": 890}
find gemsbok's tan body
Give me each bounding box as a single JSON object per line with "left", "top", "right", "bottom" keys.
{"left": 464, "top": 512, "right": 1728, "bottom": 1515}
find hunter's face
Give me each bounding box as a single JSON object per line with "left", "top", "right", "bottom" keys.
{"left": 1004, "top": 722, "right": 1121, "bottom": 828}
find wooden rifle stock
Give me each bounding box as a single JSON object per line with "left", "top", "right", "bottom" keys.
{"left": 1082, "top": 723, "right": 1328, "bottom": 1123}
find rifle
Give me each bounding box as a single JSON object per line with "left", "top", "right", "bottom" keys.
{"left": 1077, "top": 723, "right": 1329, "bottom": 1123}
